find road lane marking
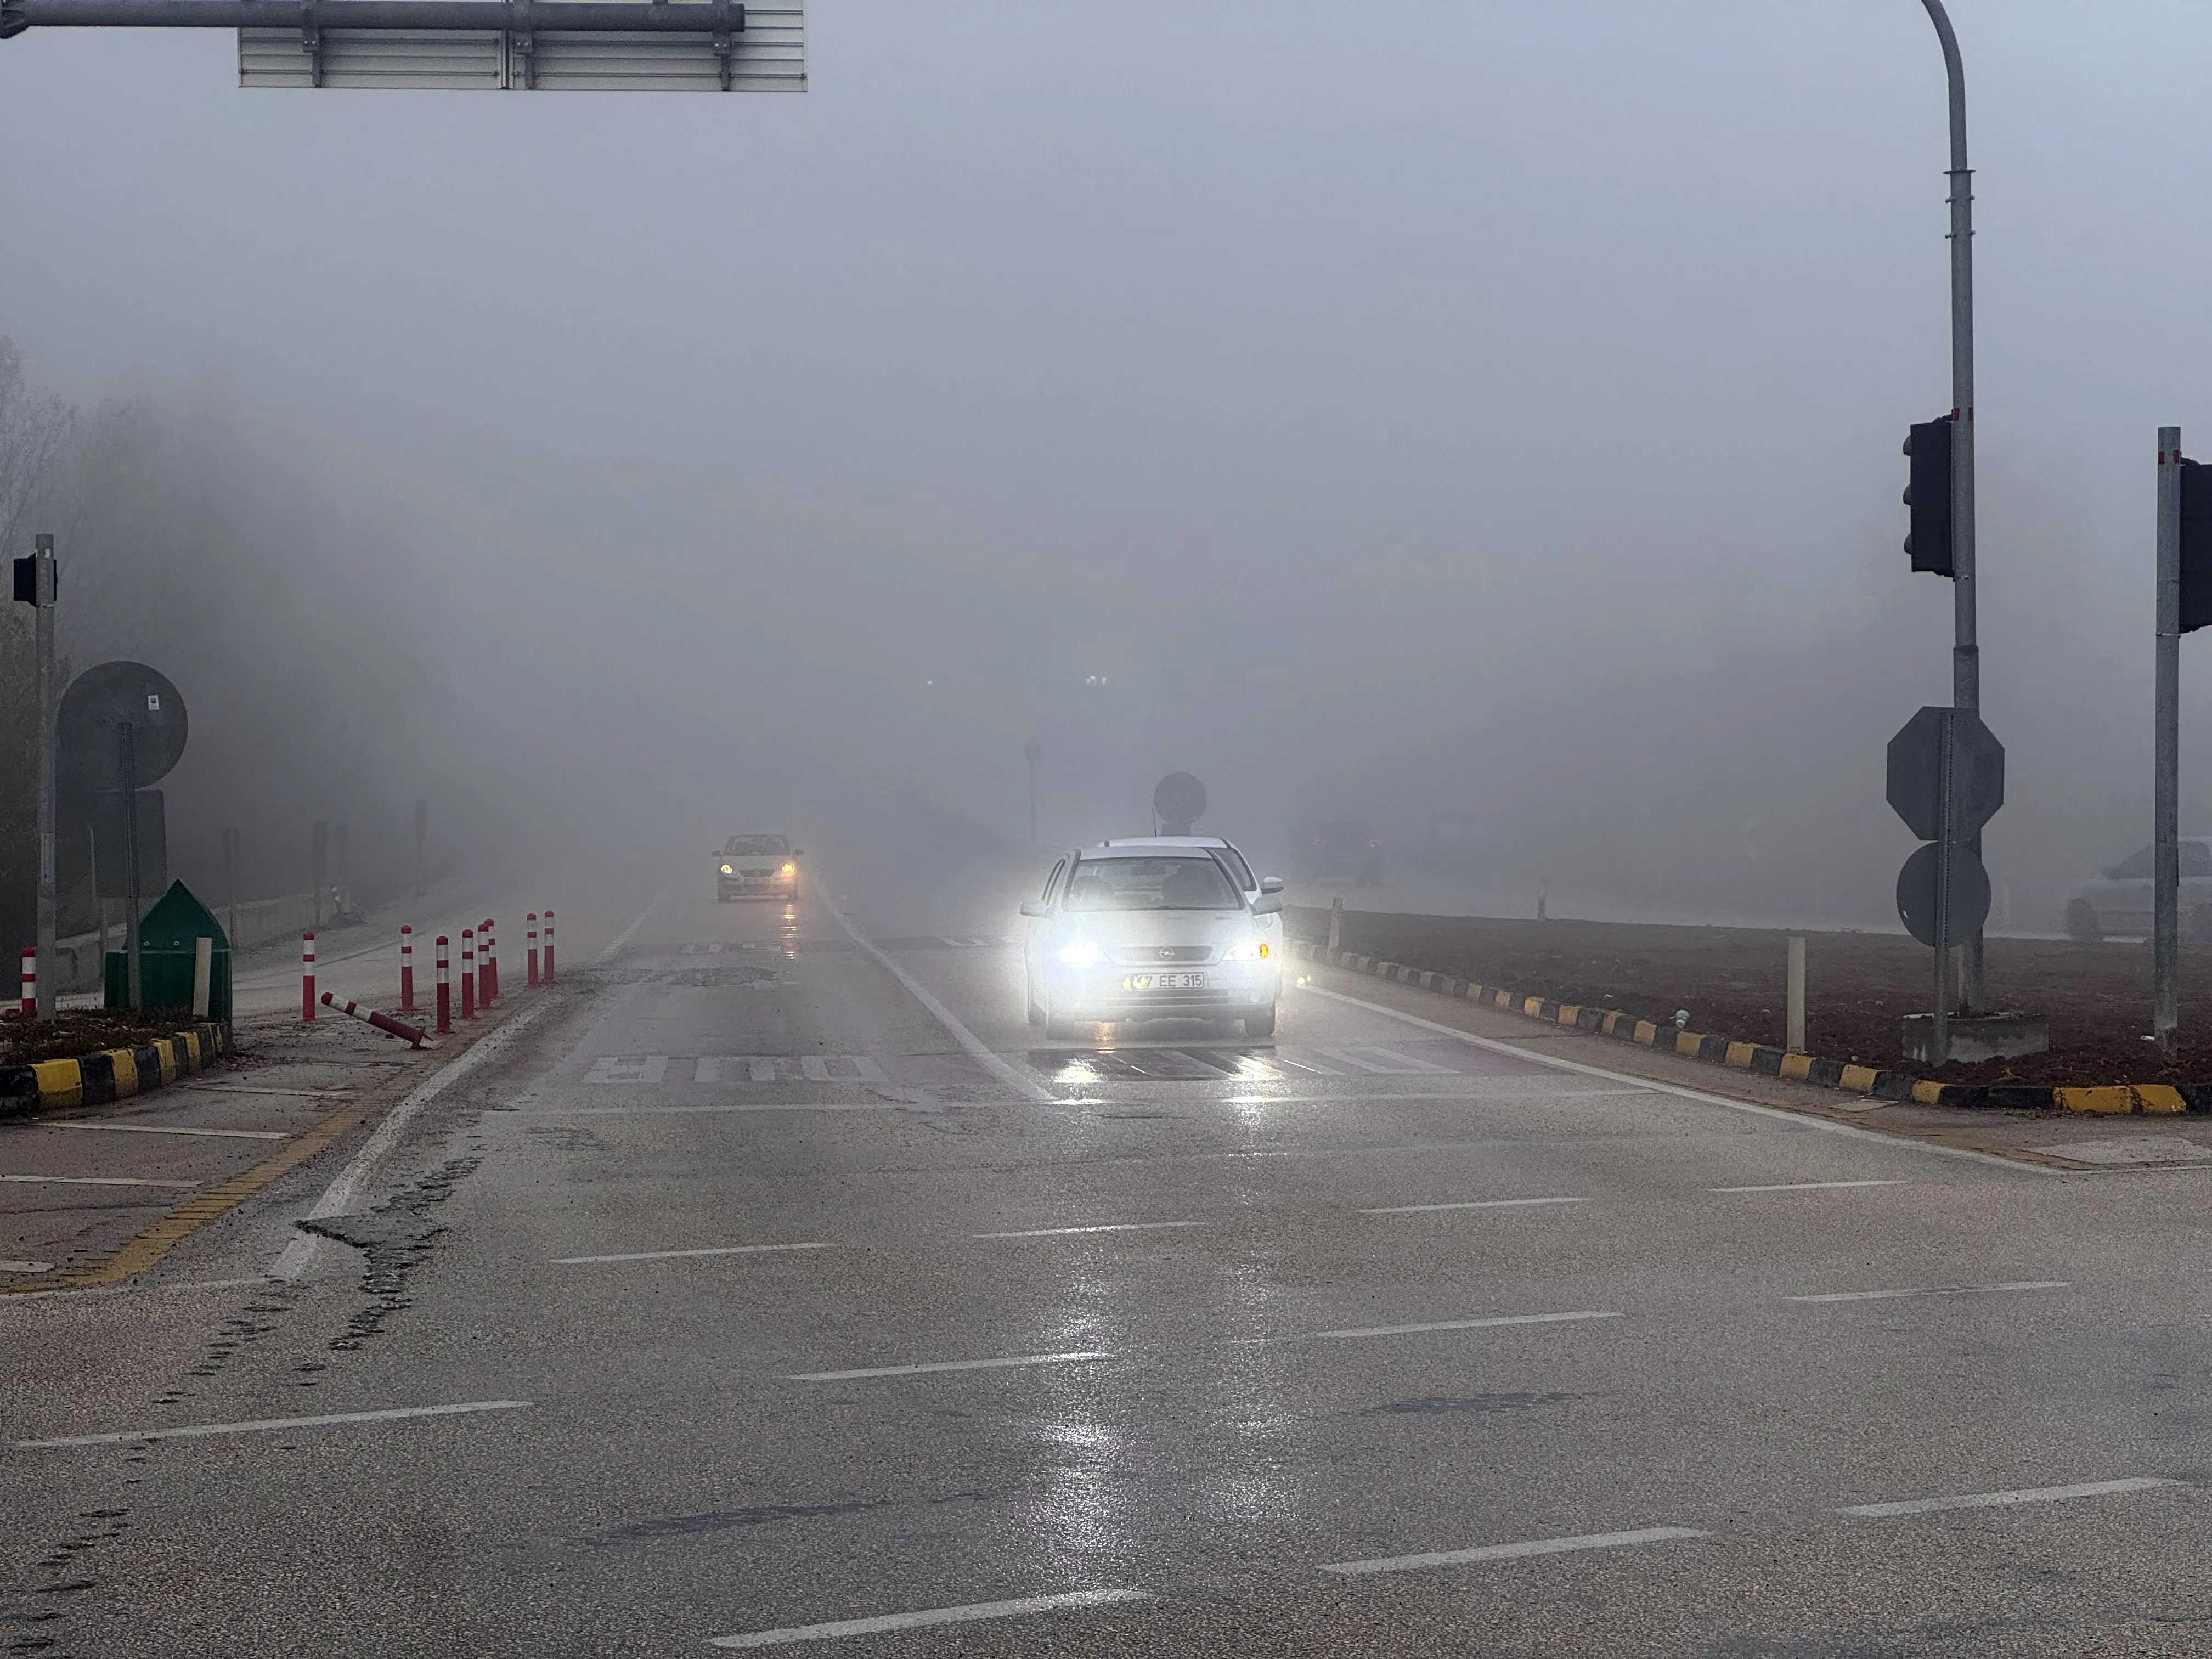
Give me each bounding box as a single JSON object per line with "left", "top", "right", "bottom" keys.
{"left": 1, "top": 1174, "right": 200, "bottom": 1188}
{"left": 812, "top": 885, "right": 1057, "bottom": 1106}
{"left": 1713, "top": 1180, "right": 1902, "bottom": 1194}
{"left": 708, "top": 1587, "right": 1154, "bottom": 1649}
{"left": 1838, "top": 1477, "right": 2180, "bottom": 1519}
{"left": 586, "top": 1055, "right": 670, "bottom": 1084}
{"left": 1361, "top": 1197, "right": 1589, "bottom": 1215}
{"left": 697, "top": 1057, "right": 777, "bottom": 1084}
{"left": 15, "top": 1399, "right": 533, "bottom": 1449}
{"left": 1290, "top": 1310, "right": 1620, "bottom": 1341}
{"left": 1316, "top": 1045, "right": 1454, "bottom": 1075}
{"left": 0, "top": 1260, "right": 53, "bottom": 1274}
{"left": 1298, "top": 983, "right": 2056, "bottom": 1176}
{"left": 800, "top": 1056, "right": 888, "bottom": 1082}
{"left": 978, "top": 1221, "right": 1204, "bottom": 1238}
{"left": 0, "top": 1274, "right": 270, "bottom": 1305}
{"left": 792, "top": 1350, "right": 1112, "bottom": 1382}
{"left": 271, "top": 1000, "right": 552, "bottom": 1282}
{"left": 1792, "top": 1280, "right": 2069, "bottom": 1304}
{"left": 1322, "top": 1525, "right": 1709, "bottom": 1577}
{"left": 173, "top": 1083, "right": 358, "bottom": 1099}
{"left": 47, "top": 1122, "right": 290, "bottom": 1141}
{"left": 552, "top": 1243, "right": 836, "bottom": 1265}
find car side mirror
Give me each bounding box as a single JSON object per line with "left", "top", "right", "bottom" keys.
{"left": 1252, "top": 895, "right": 1284, "bottom": 916}
{"left": 1020, "top": 900, "right": 1048, "bottom": 919}
{"left": 793, "top": 849, "right": 805, "bottom": 857}
{"left": 1260, "top": 876, "right": 1285, "bottom": 894}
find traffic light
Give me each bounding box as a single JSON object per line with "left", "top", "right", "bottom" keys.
{"left": 2182, "top": 456, "right": 2212, "bottom": 634}
{"left": 1903, "top": 415, "right": 1955, "bottom": 577}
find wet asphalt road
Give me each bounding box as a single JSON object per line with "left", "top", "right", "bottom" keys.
{"left": 7, "top": 837, "right": 2212, "bottom": 1657}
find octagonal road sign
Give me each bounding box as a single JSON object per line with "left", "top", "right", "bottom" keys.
{"left": 1887, "top": 706, "right": 2004, "bottom": 842}
{"left": 1896, "top": 841, "right": 1993, "bottom": 949}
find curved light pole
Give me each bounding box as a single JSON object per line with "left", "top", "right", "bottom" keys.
{"left": 1920, "top": 0, "right": 1985, "bottom": 1012}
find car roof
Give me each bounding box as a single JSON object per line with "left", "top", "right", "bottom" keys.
{"left": 1078, "top": 841, "right": 1220, "bottom": 859}
{"left": 1099, "top": 836, "right": 1232, "bottom": 849}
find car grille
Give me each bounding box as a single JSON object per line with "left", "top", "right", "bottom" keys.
{"left": 740, "top": 867, "right": 780, "bottom": 877}
{"left": 1115, "top": 945, "right": 1212, "bottom": 966}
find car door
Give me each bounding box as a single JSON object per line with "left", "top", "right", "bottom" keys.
{"left": 2182, "top": 840, "right": 2212, "bottom": 930}
{"left": 2093, "top": 843, "right": 2155, "bottom": 935}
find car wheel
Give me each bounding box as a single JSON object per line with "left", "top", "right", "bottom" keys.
{"left": 1243, "top": 1005, "right": 1277, "bottom": 1040}
{"left": 2064, "top": 898, "right": 2102, "bottom": 944}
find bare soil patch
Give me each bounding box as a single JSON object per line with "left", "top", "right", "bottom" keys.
{"left": 0, "top": 1007, "right": 203, "bottom": 1068}
{"left": 1294, "top": 907, "right": 2212, "bottom": 1088}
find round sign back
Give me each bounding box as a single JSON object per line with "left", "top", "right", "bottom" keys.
{"left": 60, "top": 661, "right": 188, "bottom": 791}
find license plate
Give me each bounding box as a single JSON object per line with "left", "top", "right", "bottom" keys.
{"left": 1124, "top": 972, "right": 1205, "bottom": 990}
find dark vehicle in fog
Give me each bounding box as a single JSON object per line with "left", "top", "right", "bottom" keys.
{"left": 1294, "top": 820, "right": 1383, "bottom": 886}
{"left": 716, "top": 834, "right": 800, "bottom": 901}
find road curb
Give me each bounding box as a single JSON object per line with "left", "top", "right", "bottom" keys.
{"left": 1293, "top": 941, "right": 2206, "bottom": 1115}
{"left": 0, "top": 1022, "right": 231, "bottom": 1120}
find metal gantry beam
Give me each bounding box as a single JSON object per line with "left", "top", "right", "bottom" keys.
{"left": 3, "top": 0, "right": 740, "bottom": 33}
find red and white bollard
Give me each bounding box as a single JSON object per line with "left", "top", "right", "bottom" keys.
{"left": 435, "top": 935, "right": 452, "bottom": 1035}
{"left": 544, "top": 909, "right": 556, "bottom": 984}
{"left": 481, "top": 918, "right": 498, "bottom": 1003}
{"left": 460, "top": 928, "right": 476, "bottom": 1021}
{"left": 527, "top": 913, "right": 540, "bottom": 989}
{"left": 302, "top": 931, "right": 317, "bottom": 1022}
{"left": 320, "top": 991, "right": 427, "bottom": 1048}
{"left": 399, "top": 924, "right": 416, "bottom": 1012}
{"left": 18, "top": 947, "right": 34, "bottom": 1017}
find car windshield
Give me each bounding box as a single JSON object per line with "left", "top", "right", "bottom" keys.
{"left": 725, "top": 836, "right": 789, "bottom": 856}
{"left": 1064, "top": 856, "right": 1242, "bottom": 912}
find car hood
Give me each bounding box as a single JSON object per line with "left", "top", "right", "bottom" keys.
{"left": 1048, "top": 909, "right": 1259, "bottom": 951}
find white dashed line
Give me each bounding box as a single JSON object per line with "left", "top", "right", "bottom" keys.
{"left": 15, "top": 1399, "right": 533, "bottom": 1449}
{"left": 552, "top": 1243, "right": 836, "bottom": 1265}
{"left": 1361, "top": 1197, "right": 1588, "bottom": 1215}
{"left": 1289, "top": 1310, "right": 1620, "bottom": 1342}
{"left": 708, "top": 1587, "right": 1154, "bottom": 1649}
{"left": 1712, "top": 1180, "right": 1901, "bottom": 1194}
{"left": 1838, "top": 1477, "right": 2179, "bottom": 1519}
{"left": 977, "top": 1221, "right": 1204, "bottom": 1238}
{"left": 1321, "top": 1525, "right": 1709, "bottom": 1577}
{"left": 791, "top": 1350, "right": 1112, "bottom": 1382}
{"left": 1792, "top": 1280, "right": 2069, "bottom": 1304}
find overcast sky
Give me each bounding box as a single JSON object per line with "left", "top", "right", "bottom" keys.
{"left": 5, "top": 0, "right": 2211, "bottom": 919}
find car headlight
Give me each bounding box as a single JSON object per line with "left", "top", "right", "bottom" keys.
{"left": 1220, "top": 939, "right": 1271, "bottom": 962}
{"left": 1057, "top": 939, "right": 1105, "bottom": 967}
{"left": 721, "top": 864, "right": 733, "bottom": 874}
{"left": 782, "top": 863, "right": 796, "bottom": 875}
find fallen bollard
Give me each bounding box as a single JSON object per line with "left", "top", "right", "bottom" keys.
{"left": 319, "top": 991, "right": 427, "bottom": 1048}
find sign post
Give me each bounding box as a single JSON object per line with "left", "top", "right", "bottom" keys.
{"left": 10, "top": 536, "right": 60, "bottom": 1017}
{"left": 2156, "top": 427, "right": 2182, "bottom": 1054}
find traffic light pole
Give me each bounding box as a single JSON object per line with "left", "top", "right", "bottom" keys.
{"left": 2155, "top": 426, "right": 2181, "bottom": 1056}
{"left": 1920, "top": 0, "right": 1983, "bottom": 1013}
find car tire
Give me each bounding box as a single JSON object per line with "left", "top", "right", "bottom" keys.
{"left": 2064, "top": 898, "right": 2102, "bottom": 944}
{"left": 1243, "top": 1006, "right": 1277, "bottom": 1040}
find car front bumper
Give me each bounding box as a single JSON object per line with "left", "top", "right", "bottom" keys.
{"left": 1045, "top": 962, "right": 1279, "bottom": 1022}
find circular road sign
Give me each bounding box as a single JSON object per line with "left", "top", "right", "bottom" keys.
{"left": 1153, "top": 771, "right": 1207, "bottom": 834}
{"left": 1895, "top": 841, "right": 1993, "bottom": 949}
{"left": 60, "top": 661, "right": 188, "bottom": 792}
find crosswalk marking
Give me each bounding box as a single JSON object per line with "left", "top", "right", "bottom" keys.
{"left": 586, "top": 1056, "right": 670, "bottom": 1084}
{"left": 695, "top": 1057, "right": 777, "bottom": 1084}
{"left": 1314, "top": 1046, "right": 1455, "bottom": 1075}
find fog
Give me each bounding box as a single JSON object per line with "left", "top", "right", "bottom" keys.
{"left": 6, "top": 0, "right": 2212, "bottom": 932}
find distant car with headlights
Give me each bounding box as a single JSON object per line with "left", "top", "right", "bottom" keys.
{"left": 1020, "top": 843, "right": 1285, "bottom": 1040}
{"left": 716, "top": 834, "right": 800, "bottom": 901}
{"left": 2066, "top": 838, "right": 2212, "bottom": 941}
{"left": 1294, "top": 820, "right": 1383, "bottom": 886}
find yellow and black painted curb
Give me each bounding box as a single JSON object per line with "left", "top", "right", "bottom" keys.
{"left": 1295, "top": 940, "right": 2199, "bottom": 1116}
{"left": 0, "top": 1022, "right": 230, "bottom": 1119}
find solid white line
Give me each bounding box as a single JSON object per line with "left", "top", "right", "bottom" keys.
{"left": 15, "top": 1398, "right": 533, "bottom": 1449}
{"left": 792, "top": 1350, "right": 1111, "bottom": 1382}
{"left": 708, "top": 1588, "right": 1154, "bottom": 1649}
{"left": 812, "top": 884, "right": 1056, "bottom": 1106}
{"left": 1838, "top": 1477, "right": 2180, "bottom": 1519}
{"left": 595, "top": 874, "right": 680, "bottom": 964}
{"left": 1792, "top": 1280, "right": 2069, "bottom": 1304}
{"left": 1713, "top": 1179, "right": 1901, "bottom": 1194}
{"left": 0, "top": 1260, "right": 53, "bottom": 1274}
{"left": 1295, "top": 1310, "right": 1619, "bottom": 1341}
{"left": 1321, "top": 1525, "right": 1709, "bottom": 1577}
{"left": 1297, "top": 981, "right": 2055, "bottom": 1177}
{"left": 977, "top": 1221, "right": 1204, "bottom": 1238}
{"left": 1361, "top": 1197, "right": 1589, "bottom": 1215}
{"left": 47, "top": 1122, "right": 290, "bottom": 1141}
{"left": 1, "top": 1173, "right": 199, "bottom": 1188}
{"left": 552, "top": 1242, "right": 836, "bottom": 1265}
{"left": 270, "top": 1001, "right": 552, "bottom": 1282}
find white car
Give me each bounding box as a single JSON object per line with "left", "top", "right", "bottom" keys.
{"left": 1022, "top": 843, "right": 1285, "bottom": 1041}
{"left": 1094, "top": 836, "right": 1286, "bottom": 956}
{"left": 2067, "top": 838, "right": 2212, "bottom": 941}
